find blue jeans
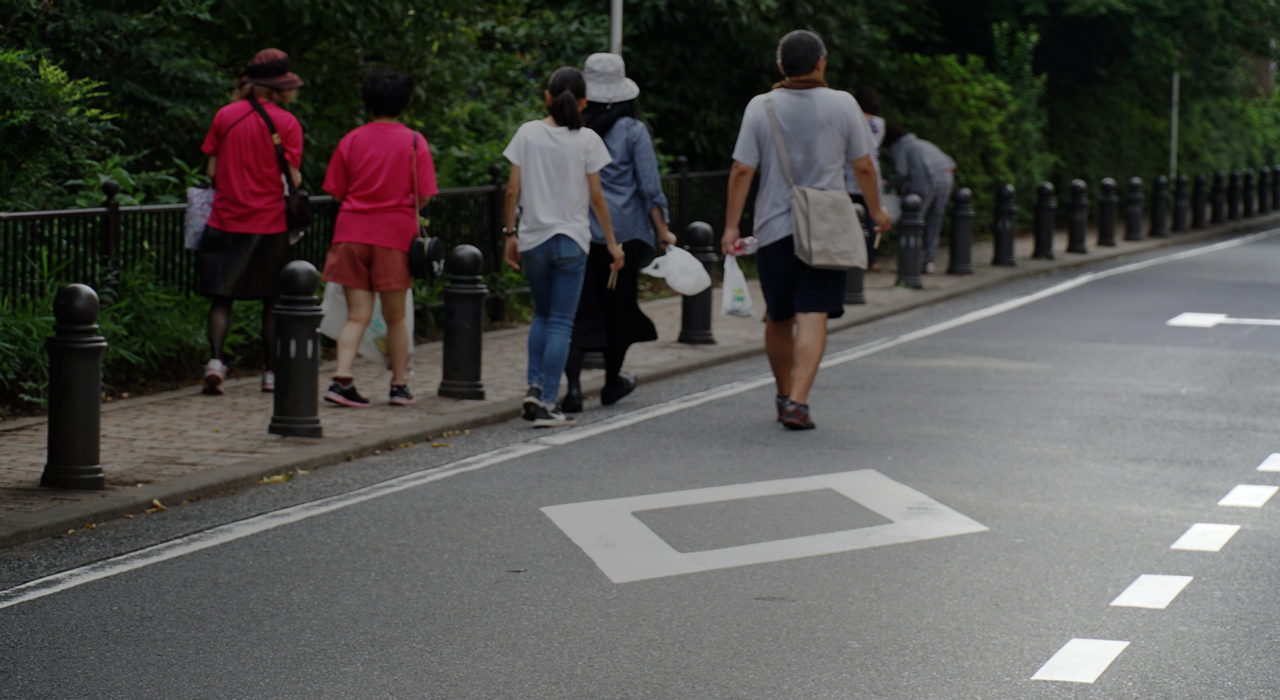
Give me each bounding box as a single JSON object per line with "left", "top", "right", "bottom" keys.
{"left": 522, "top": 234, "right": 587, "bottom": 405}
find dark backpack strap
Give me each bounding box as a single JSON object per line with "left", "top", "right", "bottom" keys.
{"left": 246, "top": 98, "right": 297, "bottom": 194}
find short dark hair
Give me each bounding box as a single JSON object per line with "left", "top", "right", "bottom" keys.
{"left": 883, "top": 123, "right": 909, "bottom": 148}
{"left": 777, "top": 30, "right": 827, "bottom": 77}
{"left": 362, "top": 69, "right": 414, "bottom": 118}
{"left": 854, "top": 86, "right": 882, "bottom": 115}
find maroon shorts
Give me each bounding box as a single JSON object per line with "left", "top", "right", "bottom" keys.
{"left": 322, "top": 241, "right": 413, "bottom": 292}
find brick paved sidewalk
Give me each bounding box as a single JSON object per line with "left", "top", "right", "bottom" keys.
{"left": 3, "top": 217, "right": 1277, "bottom": 548}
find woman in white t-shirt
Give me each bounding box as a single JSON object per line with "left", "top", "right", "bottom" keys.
{"left": 503, "top": 66, "right": 625, "bottom": 428}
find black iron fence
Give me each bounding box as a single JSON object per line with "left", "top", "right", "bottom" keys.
{"left": 0, "top": 164, "right": 734, "bottom": 303}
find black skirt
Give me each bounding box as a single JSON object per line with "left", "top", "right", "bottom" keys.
{"left": 571, "top": 239, "right": 658, "bottom": 351}
{"left": 197, "top": 226, "right": 291, "bottom": 299}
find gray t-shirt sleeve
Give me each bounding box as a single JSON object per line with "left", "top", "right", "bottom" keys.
{"left": 731, "top": 97, "right": 763, "bottom": 168}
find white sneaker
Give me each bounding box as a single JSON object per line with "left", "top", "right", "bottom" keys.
{"left": 203, "top": 359, "right": 228, "bottom": 395}
{"left": 261, "top": 370, "right": 275, "bottom": 393}
{"left": 532, "top": 403, "right": 575, "bottom": 428}
{"left": 923, "top": 261, "right": 937, "bottom": 274}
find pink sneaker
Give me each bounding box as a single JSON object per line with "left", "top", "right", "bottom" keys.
{"left": 202, "top": 359, "right": 228, "bottom": 395}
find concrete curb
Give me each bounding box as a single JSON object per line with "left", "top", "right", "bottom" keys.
{"left": 4, "top": 214, "right": 1279, "bottom": 550}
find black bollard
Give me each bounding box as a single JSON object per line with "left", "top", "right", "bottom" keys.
{"left": 41, "top": 284, "right": 107, "bottom": 490}
{"left": 992, "top": 184, "right": 1018, "bottom": 265}
{"left": 1259, "top": 167, "right": 1270, "bottom": 215}
{"left": 1212, "top": 171, "right": 1226, "bottom": 224}
{"left": 1243, "top": 169, "right": 1255, "bottom": 217}
{"left": 844, "top": 202, "right": 868, "bottom": 304}
{"left": 438, "top": 245, "right": 487, "bottom": 399}
{"left": 1067, "top": 180, "right": 1089, "bottom": 254}
{"left": 1192, "top": 174, "right": 1207, "bottom": 229}
{"left": 1173, "top": 174, "right": 1189, "bottom": 232}
{"left": 1150, "top": 176, "right": 1168, "bottom": 238}
{"left": 1228, "top": 169, "right": 1241, "bottom": 220}
{"left": 678, "top": 221, "right": 717, "bottom": 344}
{"left": 1125, "top": 177, "right": 1144, "bottom": 241}
{"left": 1032, "top": 182, "right": 1056, "bottom": 259}
{"left": 947, "top": 188, "right": 975, "bottom": 275}
{"left": 1097, "top": 177, "right": 1118, "bottom": 247}
{"left": 269, "top": 261, "right": 323, "bottom": 438}
{"left": 897, "top": 194, "right": 925, "bottom": 288}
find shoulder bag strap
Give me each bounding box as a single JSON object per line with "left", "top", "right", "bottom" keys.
{"left": 763, "top": 95, "right": 796, "bottom": 188}
{"left": 410, "top": 130, "right": 423, "bottom": 236}
{"left": 246, "top": 98, "right": 298, "bottom": 194}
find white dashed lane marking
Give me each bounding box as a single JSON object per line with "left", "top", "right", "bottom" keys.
{"left": 1218, "top": 484, "right": 1279, "bottom": 508}
{"left": 1032, "top": 639, "right": 1130, "bottom": 683}
{"left": 1256, "top": 454, "right": 1280, "bottom": 472}
{"left": 1170, "top": 523, "right": 1241, "bottom": 552}
{"left": 1110, "top": 575, "right": 1193, "bottom": 609}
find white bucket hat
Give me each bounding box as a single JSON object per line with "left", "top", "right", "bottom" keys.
{"left": 584, "top": 52, "right": 639, "bottom": 104}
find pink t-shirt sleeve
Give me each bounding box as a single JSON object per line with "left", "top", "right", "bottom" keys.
{"left": 323, "top": 138, "right": 349, "bottom": 201}
{"left": 416, "top": 133, "right": 438, "bottom": 197}
{"left": 200, "top": 117, "right": 221, "bottom": 157}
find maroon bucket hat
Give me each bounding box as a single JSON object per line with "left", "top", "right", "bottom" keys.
{"left": 242, "top": 48, "right": 305, "bottom": 91}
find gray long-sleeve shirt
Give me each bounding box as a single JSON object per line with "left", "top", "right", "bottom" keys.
{"left": 890, "top": 133, "right": 955, "bottom": 197}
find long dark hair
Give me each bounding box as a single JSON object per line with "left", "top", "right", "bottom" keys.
{"left": 547, "top": 67, "right": 586, "bottom": 130}
{"left": 583, "top": 99, "right": 638, "bottom": 137}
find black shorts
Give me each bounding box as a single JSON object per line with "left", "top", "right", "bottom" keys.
{"left": 756, "top": 235, "right": 846, "bottom": 322}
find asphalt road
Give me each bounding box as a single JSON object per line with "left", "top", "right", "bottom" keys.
{"left": 4, "top": 231, "right": 1280, "bottom": 699}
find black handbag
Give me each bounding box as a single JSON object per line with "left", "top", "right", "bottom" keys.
{"left": 247, "top": 97, "right": 312, "bottom": 241}
{"left": 406, "top": 131, "right": 444, "bottom": 281}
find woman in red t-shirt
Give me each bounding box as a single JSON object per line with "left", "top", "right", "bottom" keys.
{"left": 197, "top": 48, "right": 305, "bottom": 396}
{"left": 320, "top": 69, "right": 438, "bottom": 408}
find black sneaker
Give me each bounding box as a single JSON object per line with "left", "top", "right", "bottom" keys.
{"left": 561, "top": 386, "right": 584, "bottom": 413}
{"left": 324, "top": 379, "right": 371, "bottom": 408}
{"left": 600, "top": 372, "right": 637, "bottom": 406}
{"left": 779, "top": 399, "right": 815, "bottom": 430}
{"left": 532, "top": 404, "right": 575, "bottom": 428}
{"left": 776, "top": 395, "right": 788, "bottom": 422}
{"left": 389, "top": 384, "right": 415, "bottom": 406}
{"left": 522, "top": 386, "right": 542, "bottom": 421}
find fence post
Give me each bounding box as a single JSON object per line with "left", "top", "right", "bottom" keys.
{"left": 41, "top": 284, "right": 107, "bottom": 490}
{"left": 99, "top": 180, "right": 122, "bottom": 302}
{"left": 678, "top": 221, "right": 717, "bottom": 344}
{"left": 1067, "top": 180, "right": 1089, "bottom": 254}
{"left": 1033, "top": 182, "right": 1056, "bottom": 259}
{"left": 488, "top": 163, "right": 506, "bottom": 322}
{"left": 1212, "top": 171, "right": 1226, "bottom": 224}
{"left": 269, "top": 261, "right": 323, "bottom": 438}
{"left": 897, "top": 194, "right": 925, "bottom": 288}
{"left": 1272, "top": 165, "right": 1280, "bottom": 208}
{"left": 947, "top": 187, "right": 974, "bottom": 274}
{"left": 1228, "top": 169, "right": 1241, "bottom": 220}
{"left": 1173, "top": 174, "right": 1189, "bottom": 231}
{"left": 1097, "top": 177, "right": 1118, "bottom": 246}
{"left": 676, "top": 155, "right": 689, "bottom": 233}
{"left": 1150, "top": 175, "right": 1168, "bottom": 238}
{"left": 1192, "top": 174, "right": 1207, "bottom": 229}
{"left": 844, "top": 202, "right": 867, "bottom": 304}
{"left": 1258, "top": 167, "right": 1270, "bottom": 215}
{"left": 439, "top": 245, "right": 488, "bottom": 399}
{"left": 992, "top": 184, "right": 1017, "bottom": 265}
{"left": 1243, "top": 168, "right": 1255, "bottom": 217}
{"left": 1125, "top": 177, "right": 1145, "bottom": 241}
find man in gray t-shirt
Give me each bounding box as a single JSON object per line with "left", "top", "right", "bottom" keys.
{"left": 721, "top": 29, "right": 891, "bottom": 431}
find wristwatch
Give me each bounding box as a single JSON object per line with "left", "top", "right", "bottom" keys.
{"left": 503, "top": 227, "right": 517, "bottom": 238}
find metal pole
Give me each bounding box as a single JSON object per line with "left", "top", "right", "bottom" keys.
{"left": 610, "top": 0, "right": 623, "bottom": 54}
{"left": 896, "top": 194, "right": 924, "bottom": 288}
{"left": 41, "top": 284, "right": 107, "bottom": 490}
{"left": 1170, "top": 71, "right": 1180, "bottom": 183}
{"left": 269, "top": 262, "right": 323, "bottom": 438}
{"left": 678, "top": 222, "right": 717, "bottom": 344}
{"left": 439, "top": 245, "right": 488, "bottom": 399}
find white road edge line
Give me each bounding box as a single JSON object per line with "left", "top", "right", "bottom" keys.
{"left": 1110, "top": 574, "right": 1193, "bottom": 609}
{"left": 1218, "top": 484, "right": 1280, "bottom": 508}
{"left": 1170, "top": 523, "right": 1241, "bottom": 552}
{"left": 2, "top": 229, "right": 1275, "bottom": 611}
{"left": 1032, "top": 638, "right": 1130, "bottom": 683}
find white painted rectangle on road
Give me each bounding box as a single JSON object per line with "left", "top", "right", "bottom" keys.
{"left": 1218, "top": 484, "right": 1279, "bottom": 508}
{"left": 1171, "top": 523, "right": 1240, "bottom": 552}
{"left": 1032, "top": 639, "right": 1130, "bottom": 683}
{"left": 1167, "top": 312, "right": 1227, "bottom": 327}
{"left": 1110, "top": 574, "right": 1193, "bottom": 609}
{"left": 1257, "top": 454, "right": 1280, "bottom": 472}
{"left": 542, "top": 470, "right": 988, "bottom": 584}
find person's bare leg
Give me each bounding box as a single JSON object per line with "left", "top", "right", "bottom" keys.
{"left": 336, "top": 286, "right": 375, "bottom": 378}
{"left": 764, "top": 317, "right": 796, "bottom": 398}
{"left": 788, "top": 312, "right": 828, "bottom": 405}
{"left": 379, "top": 289, "right": 410, "bottom": 385}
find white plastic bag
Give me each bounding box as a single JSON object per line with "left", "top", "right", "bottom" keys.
{"left": 184, "top": 186, "right": 214, "bottom": 250}
{"left": 320, "top": 282, "right": 415, "bottom": 371}
{"left": 720, "top": 255, "right": 755, "bottom": 318}
{"left": 640, "top": 245, "right": 712, "bottom": 296}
